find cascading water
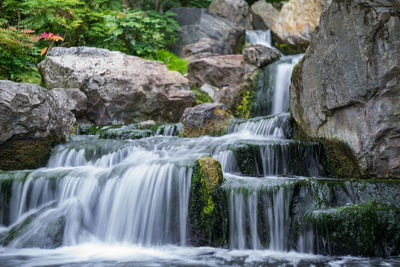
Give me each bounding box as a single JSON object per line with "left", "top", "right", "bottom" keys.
{"left": 245, "top": 30, "right": 272, "bottom": 47}
{"left": 0, "top": 30, "right": 398, "bottom": 266}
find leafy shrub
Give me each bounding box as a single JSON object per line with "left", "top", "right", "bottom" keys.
{"left": 0, "top": 26, "right": 40, "bottom": 81}
{"left": 105, "top": 10, "right": 180, "bottom": 56}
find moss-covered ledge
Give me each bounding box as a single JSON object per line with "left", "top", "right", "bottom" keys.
{"left": 292, "top": 116, "right": 364, "bottom": 179}
{"left": 188, "top": 157, "right": 228, "bottom": 246}
{"left": 0, "top": 136, "right": 66, "bottom": 171}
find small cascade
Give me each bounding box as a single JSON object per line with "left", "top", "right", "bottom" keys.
{"left": 245, "top": 30, "right": 272, "bottom": 47}
{"left": 228, "top": 113, "right": 291, "bottom": 138}
{"left": 251, "top": 55, "right": 303, "bottom": 116}
{"left": 155, "top": 123, "right": 183, "bottom": 136}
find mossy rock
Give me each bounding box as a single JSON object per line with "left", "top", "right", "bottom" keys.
{"left": 293, "top": 121, "right": 363, "bottom": 179}
{"left": 189, "top": 157, "right": 228, "bottom": 246}
{"left": 181, "top": 103, "right": 234, "bottom": 137}
{"left": 271, "top": 31, "right": 309, "bottom": 55}
{"left": 304, "top": 202, "right": 400, "bottom": 257}
{"left": 0, "top": 137, "right": 65, "bottom": 171}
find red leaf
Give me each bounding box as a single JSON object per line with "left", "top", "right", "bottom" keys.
{"left": 40, "top": 47, "right": 48, "bottom": 56}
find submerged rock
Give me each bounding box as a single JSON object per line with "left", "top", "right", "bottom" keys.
{"left": 290, "top": 0, "right": 400, "bottom": 178}
{"left": 243, "top": 43, "right": 281, "bottom": 67}
{"left": 181, "top": 103, "right": 234, "bottom": 137}
{"left": 0, "top": 80, "right": 75, "bottom": 170}
{"left": 209, "top": 0, "right": 253, "bottom": 30}
{"left": 189, "top": 157, "right": 227, "bottom": 246}
{"left": 39, "top": 47, "right": 195, "bottom": 125}
{"left": 170, "top": 8, "right": 245, "bottom": 58}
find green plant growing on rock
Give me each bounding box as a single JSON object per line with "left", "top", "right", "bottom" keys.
{"left": 189, "top": 157, "right": 228, "bottom": 246}
{"left": 236, "top": 90, "right": 252, "bottom": 118}
{"left": 191, "top": 87, "right": 212, "bottom": 104}
{"left": 146, "top": 49, "right": 188, "bottom": 74}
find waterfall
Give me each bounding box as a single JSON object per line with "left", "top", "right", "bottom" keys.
{"left": 0, "top": 31, "right": 396, "bottom": 267}
{"left": 251, "top": 55, "right": 303, "bottom": 116}
{"left": 245, "top": 30, "right": 272, "bottom": 47}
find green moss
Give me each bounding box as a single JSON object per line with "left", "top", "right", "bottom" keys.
{"left": 189, "top": 157, "right": 228, "bottom": 246}
{"left": 293, "top": 121, "right": 363, "bottom": 179}
{"left": 235, "top": 34, "right": 246, "bottom": 54}
{"left": 0, "top": 137, "right": 65, "bottom": 170}
{"left": 304, "top": 201, "right": 400, "bottom": 257}
{"left": 146, "top": 49, "right": 188, "bottom": 74}
{"left": 271, "top": 31, "right": 308, "bottom": 55}
{"left": 191, "top": 87, "right": 212, "bottom": 105}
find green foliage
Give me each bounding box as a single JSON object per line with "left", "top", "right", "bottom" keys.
{"left": 0, "top": 0, "right": 184, "bottom": 81}
{"left": 105, "top": 10, "right": 180, "bottom": 56}
{"left": 0, "top": 26, "right": 40, "bottom": 82}
{"left": 191, "top": 88, "right": 212, "bottom": 105}
{"left": 147, "top": 49, "right": 188, "bottom": 74}
{"left": 236, "top": 90, "right": 252, "bottom": 118}
{"left": 135, "top": 0, "right": 212, "bottom": 10}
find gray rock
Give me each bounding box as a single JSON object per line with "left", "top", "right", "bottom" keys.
{"left": 0, "top": 80, "right": 75, "bottom": 170}
{"left": 188, "top": 54, "right": 256, "bottom": 89}
{"left": 209, "top": 0, "right": 253, "bottom": 30}
{"left": 200, "top": 83, "right": 218, "bottom": 99}
{"left": 39, "top": 47, "right": 196, "bottom": 125}
{"left": 214, "top": 86, "right": 237, "bottom": 110}
{"left": 181, "top": 39, "right": 221, "bottom": 59}
{"left": 290, "top": 0, "right": 400, "bottom": 178}
{"left": 51, "top": 88, "right": 87, "bottom": 118}
{"left": 250, "top": 0, "right": 279, "bottom": 30}
{"left": 170, "top": 8, "right": 245, "bottom": 57}
{"left": 243, "top": 44, "right": 281, "bottom": 67}
{"left": 138, "top": 120, "right": 156, "bottom": 129}
{"left": 181, "top": 103, "right": 233, "bottom": 137}
{"left": 188, "top": 54, "right": 257, "bottom": 115}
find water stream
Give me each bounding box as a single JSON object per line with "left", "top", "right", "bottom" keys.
{"left": 0, "top": 31, "right": 399, "bottom": 266}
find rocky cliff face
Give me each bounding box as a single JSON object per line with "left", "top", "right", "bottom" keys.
{"left": 39, "top": 47, "right": 195, "bottom": 125}
{"left": 290, "top": 0, "right": 400, "bottom": 178}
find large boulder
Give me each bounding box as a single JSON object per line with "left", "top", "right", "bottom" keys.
{"left": 0, "top": 80, "right": 75, "bottom": 170}
{"left": 39, "top": 47, "right": 195, "bottom": 125}
{"left": 242, "top": 43, "right": 281, "bottom": 67}
{"left": 209, "top": 0, "right": 253, "bottom": 30}
{"left": 51, "top": 88, "right": 87, "bottom": 119}
{"left": 187, "top": 55, "right": 257, "bottom": 113}
{"left": 290, "top": 0, "right": 400, "bottom": 178}
{"left": 170, "top": 8, "right": 245, "bottom": 58}
{"left": 181, "top": 103, "right": 234, "bottom": 137}
{"left": 250, "top": 0, "right": 279, "bottom": 30}
{"left": 180, "top": 39, "right": 221, "bottom": 60}
{"left": 271, "top": 0, "right": 327, "bottom": 53}
{"left": 188, "top": 55, "right": 255, "bottom": 89}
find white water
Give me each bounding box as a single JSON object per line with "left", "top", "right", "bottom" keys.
{"left": 0, "top": 30, "right": 396, "bottom": 266}
{"left": 271, "top": 55, "right": 303, "bottom": 114}
{"left": 0, "top": 116, "right": 324, "bottom": 249}
{"left": 246, "top": 30, "right": 272, "bottom": 47}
